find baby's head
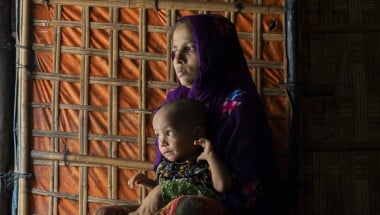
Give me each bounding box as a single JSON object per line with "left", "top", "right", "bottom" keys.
{"left": 153, "top": 99, "right": 207, "bottom": 162}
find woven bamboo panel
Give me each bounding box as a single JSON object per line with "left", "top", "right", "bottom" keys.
{"left": 28, "top": 0, "right": 288, "bottom": 214}
{"left": 299, "top": 0, "right": 380, "bottom": 214}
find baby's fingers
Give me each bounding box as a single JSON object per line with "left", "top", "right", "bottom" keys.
{"left": 194, "top": 138, "right": 206, "bottom": 146}
{"left": 128, "top": 174, "right": 141, "bottom": 188}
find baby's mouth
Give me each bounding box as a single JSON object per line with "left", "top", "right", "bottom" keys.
{"left": 163, "top": 151, "right": 173, "bottom": 157}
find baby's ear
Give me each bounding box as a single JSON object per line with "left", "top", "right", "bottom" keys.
{"left": 194, "top": 126, "right": 206, "bottom": 139}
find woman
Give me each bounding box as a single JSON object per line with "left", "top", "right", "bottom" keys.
{"left": 96, "top": 13, "right": 281, "bottom": 215}
{"left": 150, "top": 14, "right": 281, "bottom": 214}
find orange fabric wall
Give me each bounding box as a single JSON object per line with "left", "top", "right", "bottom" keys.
{"left": 29, "top": 1, "right": 287, "bottom": 214}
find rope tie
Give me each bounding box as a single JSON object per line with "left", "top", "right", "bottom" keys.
{"left": 234, "top": 0, "right": 244, "bottom": 13}
{"left": 0, "top": 170, "right": 33, "bottom": 191}
{"left": 155, "top": 0, "right": 159, "bottom": 11}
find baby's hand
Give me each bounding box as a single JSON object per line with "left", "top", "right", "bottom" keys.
{"left": 194, "top": 138, "right": 214, "bottom": 162}
{"left": 128, "top": 173, "right": 148, "bottom": 189}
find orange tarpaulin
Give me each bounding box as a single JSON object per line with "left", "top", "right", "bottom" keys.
{"left": 29, "top": 1, "right": 288, "bottom": 214}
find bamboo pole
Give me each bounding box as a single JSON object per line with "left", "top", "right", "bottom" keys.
{"left": 109, "top": 6, "right": 120, "bottom": 201}
{"left": 32, "top": 0, "right": 284, "bottom": 14}
{"left": 137, "top": 7, "right": 148, "bottom": 202}
{"left": 285, "top": 0, "right": 300, "bottom": 215}
{"left": 79, "top": 5, "right": 90, "bottom": 215}
{"left": 31, "top": 150, "right": 154, "bottom": 170}
{"left": 0, "top": 0, "right": 14, "bottom": 213}
{"left": 51, "top": 4, "right": 63, "bottom": 215}
{"left": 254, "top": 0, "right": 263, "bottom": 96}
{"left": 18, "top": 0, "right": 32, "bottom": 214}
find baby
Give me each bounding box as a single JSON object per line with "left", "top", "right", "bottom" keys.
{"left": 128, "top": 98, "right": 233, "bottom": 214}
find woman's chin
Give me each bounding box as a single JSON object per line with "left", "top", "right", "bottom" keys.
{"left": 179, "top": 80, "right": 193, "bottom": 88}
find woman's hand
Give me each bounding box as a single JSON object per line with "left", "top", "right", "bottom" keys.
{"left": 128, "top": 173, "right": 156, "bottom": 190}
{"left": 129, "top": 185, "right": 166, "bottom": 215}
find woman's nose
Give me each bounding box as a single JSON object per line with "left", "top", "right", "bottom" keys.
{"left": 173, "top": 51, "right": 186, "bottom": 64}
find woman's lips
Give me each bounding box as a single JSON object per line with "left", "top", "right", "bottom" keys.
{"left": 176, "top": 70, "right": 186, "bottom": 77}
{"left": 175, "top": 66, "right": 188, "bottom": 78}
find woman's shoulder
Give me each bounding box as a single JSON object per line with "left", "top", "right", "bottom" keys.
{"left": 218, "top": 88, "right": 265, "bottom": 119}
{"left": 219, "top": 89, "right": 248, "bottom": 116}
{"left": 166, "top": 86, "right": 190, "bottom": 102}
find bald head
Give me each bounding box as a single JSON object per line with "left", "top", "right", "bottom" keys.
{"left": 154, "top": 99, "right": 207, "bottom": 130}
{"left": 153, "top": 99, "right": 207, "bottom": 161}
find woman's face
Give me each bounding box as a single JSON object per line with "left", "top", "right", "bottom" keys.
{"left": 172, "top": 22, "right": 199, "bottom": 89}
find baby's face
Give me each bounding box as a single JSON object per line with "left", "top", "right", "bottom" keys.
{"left": 153, "top": 110, "right": 199, "bottom": 162}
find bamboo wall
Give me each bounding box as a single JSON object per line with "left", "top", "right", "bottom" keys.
{"left": 21, "top": 0, "right": 289, "bottom": 214}
{"left": 299, "top": 0, "right": 380, "bottom": 214}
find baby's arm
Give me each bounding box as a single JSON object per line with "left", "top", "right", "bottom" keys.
{"left": 128, "top": 173, "right": 157, "bottom": 190}
{"left": 195, "top": 138, "right": 234, "bottom": 193}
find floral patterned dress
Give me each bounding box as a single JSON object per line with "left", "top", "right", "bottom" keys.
{"left": 155, "top": 159, "right": 219, "bottom": 202}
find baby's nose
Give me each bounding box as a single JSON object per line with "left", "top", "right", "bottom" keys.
{"left": 158, "top": 137, "right": 168, "bottom": 147}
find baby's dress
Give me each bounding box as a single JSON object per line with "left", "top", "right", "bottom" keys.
{"left": 155, "top": 159, "right": 219, "bottom": 201}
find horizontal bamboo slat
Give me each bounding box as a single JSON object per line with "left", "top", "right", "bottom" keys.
{"left": 31, "top": 150, "right": 154, "bottom": 170}
{"left": 32, "top": 0, "right": 284, "bottom": 14}
{"left": 31, "top": 188, "right": 139, "bottom": 205}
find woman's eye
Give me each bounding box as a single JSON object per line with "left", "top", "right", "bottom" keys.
{"left": 185, "top": 45, "right": 195, "bottom": 52}
{"left": 171, "top": 45, "right": 195, "bottom": 59}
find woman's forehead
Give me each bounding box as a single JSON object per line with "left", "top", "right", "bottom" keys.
{"left": 172, "top": 23, "right": 194, "bottom": 43}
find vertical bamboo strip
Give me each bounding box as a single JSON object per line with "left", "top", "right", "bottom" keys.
{"left": 224, "top": 0, "right": 230, "bottom": 19}
{"left": 51, "top": 4, "right": 63, "bottom": 215}
{"left": 251, "top": 1, "right": 259, "bottom": 86}
{"left": 226, "top": 0, "right": 234, "bottom": 24}
{"left": 141, "top": 9, "right": 147, "bottom": 162}
{"left": 285, "top": 0, "right": 300, "bottom": 214}
{"left": 254, "top": 0, "right": 263, "bottom": 95}
{"left": 109, "top": 6, "right": 120, "bottom": 200}
{"left": 107, "top": 6, "right": 114, "bottom": 201}
{"left": 282, "top": 0, "right": 291, "bottom": 132}
{"left": 18, "top": 0, "right": 32, "bottom": 214}
{"left": 138, "top": 7, "right": 148, "bottom": 201}
{"left": 79, "top": 5, "right": 90, "bottom": 215}
{"left": 168, "top": 10, "right": 176, "bottom": 83}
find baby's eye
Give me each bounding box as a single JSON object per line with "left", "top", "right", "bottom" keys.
{"left": 166, "top": 130, "right": 174, "bottom": 137}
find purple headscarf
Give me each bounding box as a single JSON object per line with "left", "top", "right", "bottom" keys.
{"left": 155, "top": 14, "right": 280, "bottom": 214}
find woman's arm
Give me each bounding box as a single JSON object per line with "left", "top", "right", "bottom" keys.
{"left": 195, "top": 138, "right": 234, "bottom": 193}
{"left": 129, "top": 185, "right": 167, "bottom": 215}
